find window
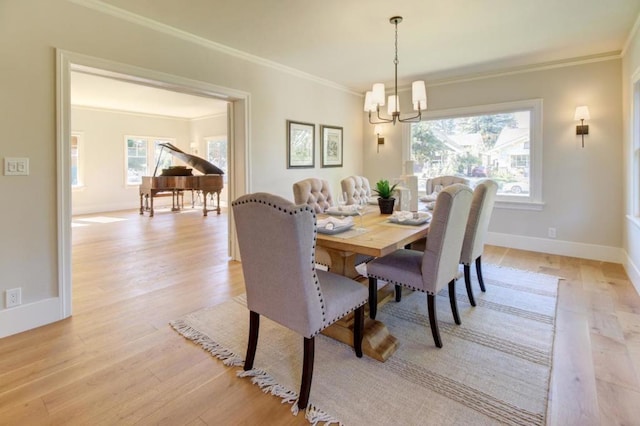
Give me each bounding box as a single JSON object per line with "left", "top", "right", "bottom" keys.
{"left": 633, "top": 72, "right": 640, "bottom": 218}
{"left": 125, "top": 136, "right": 175, "bottom": 185}
{"left": 71, "top": 132, "right": 84, "bottom": 188}
{"left": 408, "top": 99, "right": 543, "bottom": 208}
{"left": 206, "top": 135, "right": 228, "bottom": 183}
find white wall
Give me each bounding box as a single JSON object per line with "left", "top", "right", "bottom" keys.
{"left": 365, "top": 59, "right": 623, "bottom": 262}
{"left": 623, "top": 21, "right": 640, "bottom": 293}
{"left": 0, "top": 0, "right": 363, "bottom": 335}
{"left": 71, "top": 107, "right": 192, "bottom": 214}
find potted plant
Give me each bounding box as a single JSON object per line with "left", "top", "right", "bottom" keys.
{"left": 373, "top": 179, "right": 398, "bottom": 214}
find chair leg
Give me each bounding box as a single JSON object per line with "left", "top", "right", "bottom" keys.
{"left": 427, "top": 294, "right": 442, "bottom": 348}
{"left": 353, "top": 305, "right": 364, "bottom": 358}
{"left": 449, "top": 280, "right": 461, "bottom": 325}
{"left": 298, "top": 337, "right": 315, "bottom": 410}
{"left": 463, "top": 264, "right": 476, "bottom": 307}
{"left": 395, "top": 284, "right": 402, "bottom": 302}
{"left": 368, "top": 277, "right": 378, "bottom": 319}
{"left": 244, "top": 311, "right": 260, "bottom": 370}
{"left": 476, "top": 256, "right": 486, "bottom": 292}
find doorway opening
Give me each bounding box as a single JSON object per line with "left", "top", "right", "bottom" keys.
{"left": 57, "top": 49, "right": 249, "bottom": 319}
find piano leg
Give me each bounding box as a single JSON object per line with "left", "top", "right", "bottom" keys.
{"left": 171, "top": 190, "right": 180, "bottom": 212}
{"left": 140, "top": 193, "right": 144, "bottom": 215}
{"left": 202, "top": 191, "right": 221, "bottom": 216}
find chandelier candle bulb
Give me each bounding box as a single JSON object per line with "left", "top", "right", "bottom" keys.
{"left": 372, "top": 84, "right": 386, "bottom": 106}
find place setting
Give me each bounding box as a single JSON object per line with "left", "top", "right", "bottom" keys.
{"left": 385, "top": 210, "right": 432, "bottom": 226}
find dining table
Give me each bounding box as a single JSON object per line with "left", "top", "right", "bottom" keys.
{"left": 316, "top": 204, "right": 431, "bottom": 362}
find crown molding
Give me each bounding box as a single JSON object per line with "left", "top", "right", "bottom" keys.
{"left": 67, "top": 0, "right": 360, "bottom": 96}
{"left": 622, "top": 12, "right": 640, "bottom": 57}
{"left": 71, "top": 104, "right": 226, "bottom": 121}
{"left": 426, "top": 51, "right": 622, "bottom": 88}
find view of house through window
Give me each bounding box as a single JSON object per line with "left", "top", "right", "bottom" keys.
{"left": 125, "top": 136, "right": 174, "bottom": 185}
{"left": 410, "top": 109, "right": 532, "bottom": 197}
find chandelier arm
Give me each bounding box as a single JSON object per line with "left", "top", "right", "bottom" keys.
{"left": 369, "top": 109, "right": 393, "bottom": 125}
{"left": 397, "top": 110, "right": 423, "bottom": 123}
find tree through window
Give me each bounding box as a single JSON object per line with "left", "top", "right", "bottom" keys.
{"left": 410, "top": 104, "right": 536, "bottom": 199}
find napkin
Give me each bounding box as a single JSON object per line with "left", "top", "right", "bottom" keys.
{"left": 391, "top": 211, "right": 431, "bottom": 222}
{"left": 317, "top": 216, "right": 354, "bottom": 230}
{"left": 326, "top": 205, "right": 358, "bottom": 214}
{"left": 419, "top": 192, "right": 438, "bottom": 202}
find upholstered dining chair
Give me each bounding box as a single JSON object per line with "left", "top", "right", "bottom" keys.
{"left": 292, "top": 178, "right": 335, "bottom": 269}
{"left": 292, "top": 178, "right": 334, "bottom": 213}
{"left": 460, "top": 180, "right": 498, "bottom": 306}
{"left": 425, "top": 175, "right": 469, "bottom": 194}
{"left": 341, "top": 175, "right": 372, "bottom": 205}
{"left": 232, "top": 192, "right": 367, "bottom": 410}
{"left": 366, "top": 184, "right": 473, "bottom": 348}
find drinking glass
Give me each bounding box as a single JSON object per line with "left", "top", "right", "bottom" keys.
{"left": 356, "top": 198, "right": 366, "bottom": 228}
{"left": 337, "top": 192, "right": 346, "bottom": 211}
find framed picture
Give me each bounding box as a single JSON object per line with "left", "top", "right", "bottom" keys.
{"left": 287, "top": 120, "right": 315, "bottom": 168}
{"left": 320, "top": 125, "right": 343, "bottom": 168}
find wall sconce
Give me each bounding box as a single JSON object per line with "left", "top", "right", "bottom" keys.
{"left": 374, "top": 125, "right": 384, "bottom": 153}
{"left": 574, "top": 106, "right": 590, "bottom": 148}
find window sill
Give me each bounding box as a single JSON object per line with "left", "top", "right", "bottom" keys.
{"left": 495, "top": 200, "right": 544, "bottom": 211}
{"left": 627, "top": 215, "right": 640, "bottom": 231}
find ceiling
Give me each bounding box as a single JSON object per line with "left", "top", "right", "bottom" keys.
{"left": 71, "top": 72, "right": 228, "bottom": 119}
{"left": 72, "top": 0, "right": 640, "bottom": 118}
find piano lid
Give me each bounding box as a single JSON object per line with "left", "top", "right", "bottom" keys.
{"left": 155, "top": 142, "right": 224, "bottom": 176}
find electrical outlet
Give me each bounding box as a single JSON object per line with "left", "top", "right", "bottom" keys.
{"left": 6, "top": 288, "right": 21, "bottom": 308}
{"left": 548, "top": 227, "right": 557, "bottom": 239}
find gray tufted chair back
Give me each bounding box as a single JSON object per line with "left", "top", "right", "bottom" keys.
{"left": 340, "top": 175, "right": 372, "bottom": 205}
{"left": 425, "top": 175, "right": 469, "bottom": 194}
{"left": 232, "top": 192, "right": 325, "bottom": 337}
{"left": 293, "top": 178, "right": 334, "bottom": 213}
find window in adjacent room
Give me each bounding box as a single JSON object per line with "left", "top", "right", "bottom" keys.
{"left": 125, "top": 136, "right": 175, "bottom": 185}
{"left": 408, "top": 99, "right": 542, "bottom": 208}
{"left": 71, "top": 132, "right": 84, "bottom": 188}
{"left": 633, "top": 73, "right": 640, "bottom": 218}
{"left": 206, "top": 135, "right": 228, "bottom": 183}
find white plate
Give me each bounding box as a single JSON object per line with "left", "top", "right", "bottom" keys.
{"left": 317, "top": 224, "right": 354, "bottom": 234}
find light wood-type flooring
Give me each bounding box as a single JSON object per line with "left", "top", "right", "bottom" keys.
{"left": 1, "top": 208, "right": 639, "bottom": 425}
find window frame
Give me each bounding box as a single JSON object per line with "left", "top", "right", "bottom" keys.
{"left": 124, "top": 135, "right": 176, "bottom": 186}
{"left": 404, "top": 98, "right": 544, "bottom": 210}
{"left": 71, "top": 131, "right": 84, "bottom": 189}
{"left": 205, "top": 134, "right": 228, "bottom": 183}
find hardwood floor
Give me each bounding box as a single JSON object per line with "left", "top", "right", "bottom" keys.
{"left": 1, "top": 208, "right": 639, "bottom": 425}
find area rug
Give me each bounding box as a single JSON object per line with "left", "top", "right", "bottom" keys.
{"left": 170, "top": 264, "right": 559, "bottom": 425}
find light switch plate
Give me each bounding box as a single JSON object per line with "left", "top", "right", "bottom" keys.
{"left": 4, "top": 157, "right": 29, "bottom": 176}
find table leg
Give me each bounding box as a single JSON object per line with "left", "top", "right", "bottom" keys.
{"left": 321, "top": 284, "right": 399, "bottom": 362}
{"left": 320, "top": 249, "right": 399, "bottom": 362}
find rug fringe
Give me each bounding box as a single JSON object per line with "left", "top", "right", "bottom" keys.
{"left": 238, "top": 369, "right": 341, "bottom": 425}
{"left": 305, "top": 403, "right": 342, "bottom": 425}
{"left": 169, "top": 319, "right": 244, "bottom": 367}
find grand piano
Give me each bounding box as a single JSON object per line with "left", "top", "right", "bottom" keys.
{"left": 139, "top": 142, "right": 224, "bottom": 217}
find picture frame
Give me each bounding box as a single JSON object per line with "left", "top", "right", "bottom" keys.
{"left": 287, "top": 120, "right": 315, "bottom": 168}
{"left": 320, "top": 125, "right": 343, "bottom": 168}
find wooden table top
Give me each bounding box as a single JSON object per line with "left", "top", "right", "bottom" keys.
{"left": 316, "top": 206, "right": 430, "bottom": 258}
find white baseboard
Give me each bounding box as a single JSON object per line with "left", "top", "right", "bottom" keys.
{"left": 486, "top": 232, "right": 623, "bottom": 263}
{"left": 0, "top": 297, "right": 67, "bottom": 339}
{"left": 623, "top": 252, "right": 640, "bottom": 296}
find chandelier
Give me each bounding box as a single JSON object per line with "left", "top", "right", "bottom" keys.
{"left": 363, "top": 16, "right": 427, "bottom": 125}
